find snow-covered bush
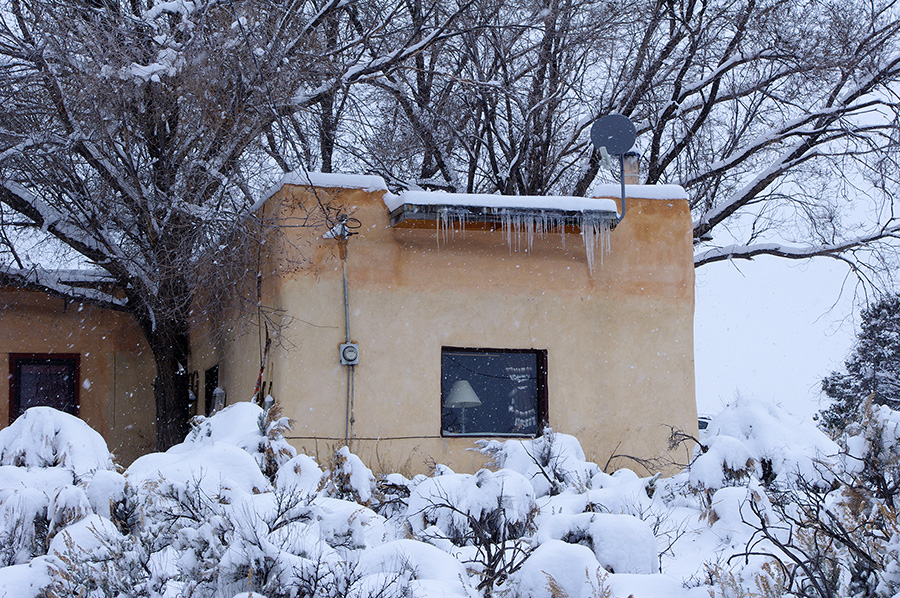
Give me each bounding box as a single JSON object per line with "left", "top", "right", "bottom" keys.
{"left": 699, "top": 398, "right": 900, "bottom": 598}
{"left": 352, "top": 539, "right": 478, "bottom": 598}
{"left": 508, "top": 540, "right": 608, "bottom": 598}
{"left": 705, "top": 560, "right": 786, "bottom": 598}
{"left": 321, "top": 446, "right": 378, "bottom": 505}
{"left": 0, "top": 409, "right": 115, "bottom": 571}
{"left": 533, "top": 512, "right": 657, "bottom": 574}
{"left": 275, "top": 454, "right": 325, "bottom": 495}
{"left": 0, "top": 407, "right": 114, "bottom": 480}
{"left": 690, "top": 399, "right": 839, "bottom": 490}
{"left": 47, "top": 485, "right": 92, "bottom": 540}
{"left": 84, "top": 470, "right": 129, "bottom": 522}
{"left": 838, "top": 398, "right": 900, "bottom": 507}
{"left": 374, "top": 472, "right": 424, "bottom": 520}
{"left": 16, "top": 398, "right": 900, "bottom": 598}
{"left": 185, "top": 401, "right": 296, "bottom": 482}
{"left": 478, "top": 429, "right": 600, "bottom": 497}
{"left": 406, "top": 468, "right": 536, "bottom": 546}
{"left": 0, "top": 488, "right": 48, "bottom": 566}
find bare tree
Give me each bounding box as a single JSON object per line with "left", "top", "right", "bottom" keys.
{"left": 320, "top": 0, "right": 900, "bottom": 280}
{"left": 5, "top": 0, "right": 900, "bottom": 447}
{"left": 0, "top": 0, "right": 461, "bottom": 449}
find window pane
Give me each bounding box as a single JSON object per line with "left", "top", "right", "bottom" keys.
{"left": 14, "top": 358, "right": 78, "bottom": 417}
{"left": 441, "top": 349, "right": 542, "bottom": 436}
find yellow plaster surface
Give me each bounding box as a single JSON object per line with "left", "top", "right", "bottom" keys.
{"left": 0, "top": 290, "right": 156, "bottom": 463}
{"left": 204, "top": 182, "right": 697, "bottom": 474}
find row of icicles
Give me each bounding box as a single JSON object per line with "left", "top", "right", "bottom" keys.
{"left": 434, "top": 209, "right": 612, "bottom": 274}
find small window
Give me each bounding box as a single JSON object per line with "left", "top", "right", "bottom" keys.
{"left": 9, "top": 354, "right": 80, "bottom": 422}
{"left": 441, "top": 347, "right": 547, "bottom": 437}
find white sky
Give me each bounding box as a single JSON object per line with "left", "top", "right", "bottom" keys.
{"left": 694, "top": 256, "right": 859, "bottom": 421}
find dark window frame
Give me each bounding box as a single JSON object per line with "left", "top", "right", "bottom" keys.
{"left": 9, "top": 353, "right": 81, "bottom": 424}
{"left": 441, "top": 346, "right": 548, "bottom": 438}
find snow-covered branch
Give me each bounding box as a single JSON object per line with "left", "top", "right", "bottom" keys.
{"left": 694, "top": 225, "right": 900, "bottom": 267}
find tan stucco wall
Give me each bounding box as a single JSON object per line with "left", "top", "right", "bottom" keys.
{"left": 188, "top": 307, "right": 262, "bottom": 416}
{"left": 0, "top": 290, "right": 156, "bottom": 464}
{"left": 207, "top": 183, "right": 696, "bottom": 475}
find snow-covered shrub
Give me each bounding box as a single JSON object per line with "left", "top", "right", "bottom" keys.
{"left": 274, "top": 453, "right": 324, "bottom": 495}
{"left": 478, "top": 429, "right": 601, "bottom": 497}
{"left": 0, "top": 409, "right": 119, "bottom": 581}
{"left": 534, "top": 512, "right": 658, "bottom": 574}
{"left": 122, "top": 466, "right": 346, "bottom": 597}
{"left": 0, "top": 556, "right": 56, "bottom": 598}
{"left": 44, "top": 512, "right": 155, "bottom": 598}
{"left": 691, "top": 399, "right": 839, "bottom": 490}
{"left": 703, "top": 483, "right": 773, "bottom": 541}
{"left": 374, "top": 472, "right": 425, "bottom": 520}
{"left": 0, "top": 407, "right": 114, "bottom": 480}
{"left": 313, "top": 496, "right": 395, "bottom": 550}
{"left": 322, "top": 446, "right": 378, "bottom": 505}
{"left": 185, "top": 401, "right": 296, "bottom": 482}
{"left": 0, "top": 465, "right": 73, "bottom": 499}
{"left": 0, "top": 488, "right": 48, "bottom": 566}
{"left": 47, "top": 485, "right": 92, "bottom": 540}
{"left": 706, "top": 560, "right": 786, "bottom": 598}
{"left": 18, "top": 399, "right": 900, "bottom": 598}
{"left": 48, "top": 513, "right": 122, "bottom": 561}
{"left": 688, "top": 436, "right": 756, "bottom": 490}
{"left": 508, "top": 540, "right": 608, "bottom": 598}
{"left": 127, "top": 441, "right": 271, "bottom": 501}
{"left": 351, "top": 539, "right": 477, "bottom": 598}
{"left": 84, "top": 470, "right": 129, "bottom": 523}
{"left": 879, "top": 529, "right": 900, "bottom": 597}
{"left": 838, "top": 398, "right": 900, "bottom": 507}
{"left": 406, "top": 468, "right": 536, "bottom": 545}
{"left": 405, "top": 468, "right": 537, "bottom": 594}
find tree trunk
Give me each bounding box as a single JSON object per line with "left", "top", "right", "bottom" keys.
{"left": 146, "top": 323, "right": 192, "bottom": 451}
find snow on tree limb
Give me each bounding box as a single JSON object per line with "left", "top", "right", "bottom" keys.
{"left": 694, "top": 225, "right": 900, "bottom": 267}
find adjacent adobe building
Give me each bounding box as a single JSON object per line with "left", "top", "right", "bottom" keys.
{"left": 191, "top": 173, "right": 697, "bottom": 473}
{"left": 0, "top": 285, "right": 156, "bottom": 463}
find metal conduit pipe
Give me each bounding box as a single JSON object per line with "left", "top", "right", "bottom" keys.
{"left": 342, "top": 257, "right": 355, "bottom": 446}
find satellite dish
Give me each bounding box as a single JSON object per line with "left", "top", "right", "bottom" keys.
{"left": 590, "top": 114, "right": 636, "bottom": 155}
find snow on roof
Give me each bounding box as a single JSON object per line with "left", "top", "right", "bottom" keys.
{"left": 590, "top": 183, "right": 688, "bottom": 201}
{"left": 264, "top": 171, "right": 688, "bottom": 206}
{"left": 383, "top": 191, "right": 618, "bottom": 214}
{"left": 262, "top": 171, "right": 389, "bottom": 204}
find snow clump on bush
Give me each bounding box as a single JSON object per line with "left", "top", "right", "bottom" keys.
{"left": 0, "top": 407, "right": 114, "bottom": 480}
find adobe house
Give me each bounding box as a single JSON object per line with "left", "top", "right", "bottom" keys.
{"left": 0, "top": 282, "right": 157, "bottom": 463}
{"left": 191, "top": 172, "right": 697, "bottom": 473}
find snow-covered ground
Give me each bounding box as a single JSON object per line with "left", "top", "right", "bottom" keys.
{"left": 0, "top": 399, "right": 896, "bottom": 598}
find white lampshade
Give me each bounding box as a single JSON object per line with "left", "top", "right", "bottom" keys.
{"left": 445, "top": 380, "right": 482, "bottom": 408}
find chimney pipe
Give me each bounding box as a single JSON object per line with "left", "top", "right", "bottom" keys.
{"left": 623, "top": 151, "right": 641, "bottom": 185}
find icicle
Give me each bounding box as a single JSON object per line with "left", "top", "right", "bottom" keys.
{"left": 502, "top": 211, "right": 512, "bottom": 253}
{"left": 580, "top": 217, "right": 612, "bottom": 275}
{"left": 526, "top": 215, "right": 535, "bottom": 251}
